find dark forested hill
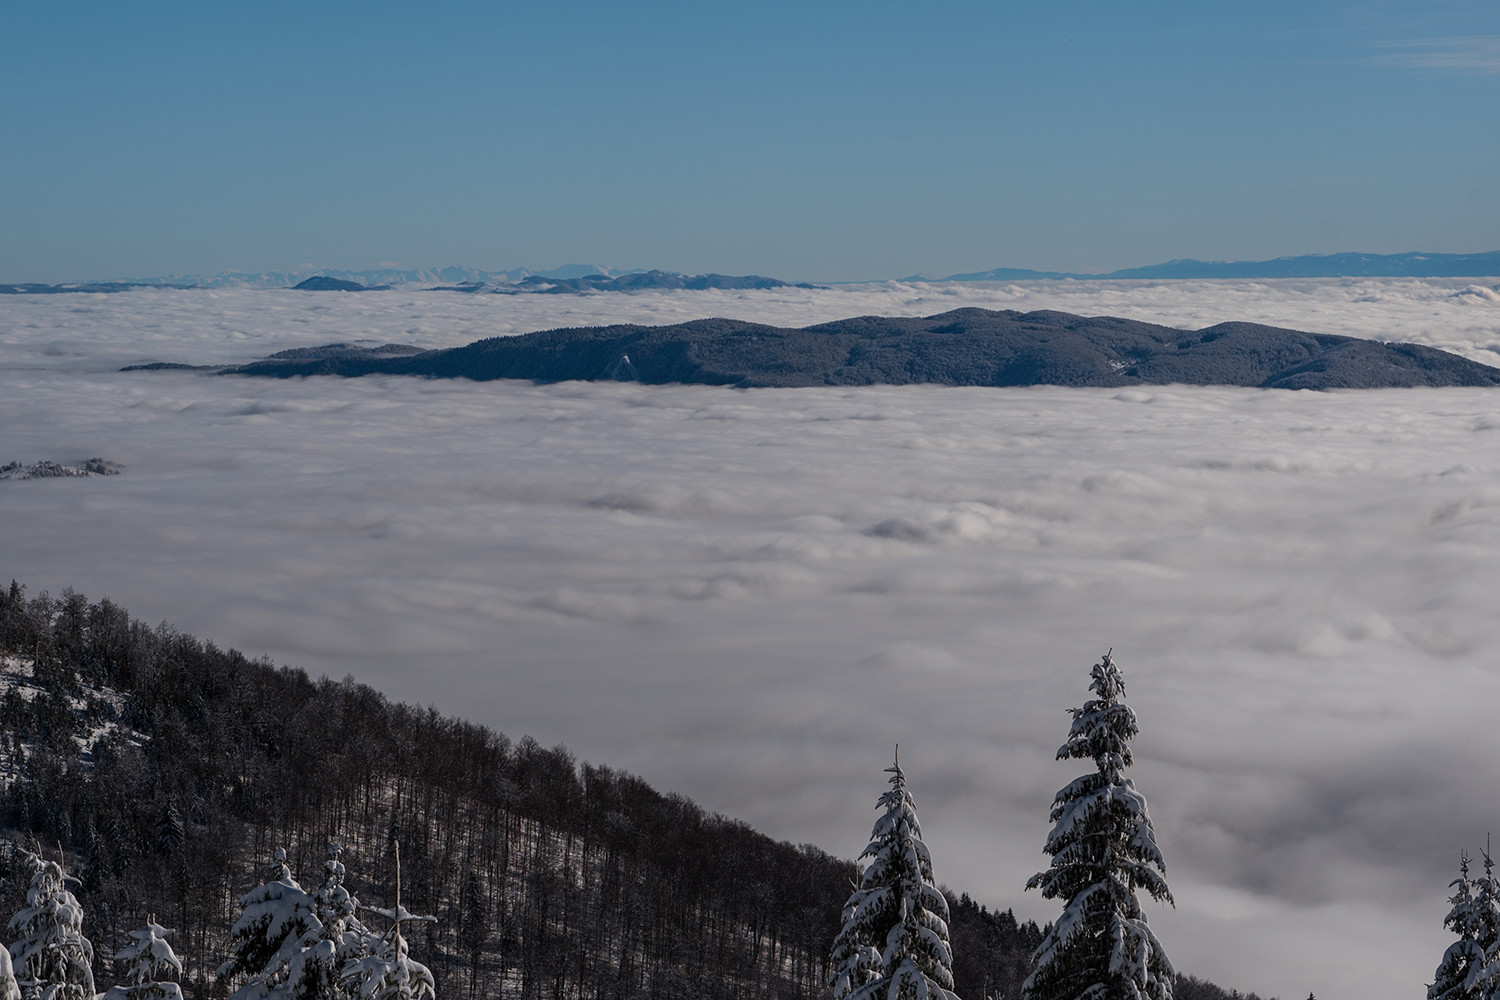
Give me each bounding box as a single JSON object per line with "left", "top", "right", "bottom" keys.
{"left": 211, "top": 308, "right": 1500, "bottom": 390}
{"left": 0, "top": 580, "right": 1034, "bottom": 1000}
{"left": 0, "top": 580, "right": 1269, "bottom": 1000}
{"left": 292, "top": 276, "right": 393, "bottom": 291}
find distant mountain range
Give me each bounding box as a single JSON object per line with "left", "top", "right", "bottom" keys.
{"left": 5, "top": 250, "right": 1498, "bottom": 293}
{"left": 0, "top": 264, "right": 643, "bottom": 292}
{"left": 285, "top": 270, "right": 814, "bottom": 294}
{"left": 2, "top": 264, "right": 810, "bottom": 294}
{"left": 141, "top": 263, "right": 641, "bottom": 289}
{"left": 127, "top": 307, "right": 1500, "bottom": 390}
{"left": 910, "top": 250, "right": 1500, "bottom": 282}
{"left": 429, "top": 270, "right": 818, "bottom": 294}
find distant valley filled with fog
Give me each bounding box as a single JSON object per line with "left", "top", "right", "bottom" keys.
{"left": 4, "top": 279, "right": 1500, "bottom": 998}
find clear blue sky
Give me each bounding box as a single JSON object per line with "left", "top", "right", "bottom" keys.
{"left": 2, "top": 0, "right": 1496, "bottom": 282}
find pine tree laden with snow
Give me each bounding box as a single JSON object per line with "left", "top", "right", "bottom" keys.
{"left": 828, "top": 753, "right": 958, "bottom": 1000}
{"left": 6, "top": 851, "right": 95, "bottom": 1000}
{"left": 340, "top": 843, "right": 435, "bottom": 1000}
{"left": 1430, "top": 852, "right": 1488, "bottom": 1000}
{"left": 0, "top": 945, "right": 19, "bottom": 1000}
{"left": 287, "top": 842, "right": 377, "bottom": 1000}
{"left": 317, "top": 843, "right": 378, "bottom": 965}
{"left": 1023, "top": 651, "right": 1174, "bottom": 1000}
{"left": 217, "top": 849, "right": 321, "bottom": 1000}
{"left": 1461, "top": 849, "right": 1500, "bottom": 1000}
{"left": 339, "top": 919, "right": 435, "bottom": 1000}
{"left": 101, "top": 920, "right": 183, "bottom": 1000}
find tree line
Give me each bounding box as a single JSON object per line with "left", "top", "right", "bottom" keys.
{"left": 0, "top": 581, "right": 1290, "bottom": 1000}
{"left": 0, "top": 580, "right": 1068, "bottom": 999}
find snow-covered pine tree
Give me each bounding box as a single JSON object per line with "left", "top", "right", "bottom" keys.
{"left": 1430, "top": 852, "right": 1488, "bottom": 1000}
{"left": 0, "top": 945, "right": 18, "bottom": 1000}
{"left": 217, "top": 849, "right": 321, "bottom": 1000}
{"left": 1462, "top": 848, "right": 1500, "bottom": 1000}
{"left": 283, "top": 842, "right": 378, "bottom": 1000}
{"left": 341, "top": 844, "right": 436, "bottom": 1000}
{"left": 6, "top": 851, "right": 95, "bottom": 1000}
{"left": 102, "top": 920, "right": 183, "bottom": 1000}
{"left": 828, "top": 752, "right": 958, "bottom": 1000}
{"left": 1023, "top": 651, "right": 1174, "bottom": 1000}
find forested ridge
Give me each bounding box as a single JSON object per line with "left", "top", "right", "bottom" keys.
{"left": 0, "top": 580, "right": 1261, "bottom": 1000}
{"left": 204, "top": 307, "right": 1500, "bottom": 390}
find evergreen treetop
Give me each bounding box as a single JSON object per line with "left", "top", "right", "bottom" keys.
{"left": 828, "top": 751, "right": 958, "bottom": 1000}
{"left": 1430, "top": 852, "right": 1489, "bottom": 1000}
{"left": 341, "top": 844, "right": 436, "bottom": 1000}
{"left": 6, "top": 851, "right": 95, "bottom": 1000}
{"left": 1459, "top": 847, "right": 1500, "bottom": 1000}
{"left": 217, "top": 849, "right": 321, "bottom": 1000}
{"left": 1024, "top": 651, "right": 1174, "bottom": 1000}
{"left": 101, "top": 921, "right": 183, "bottom": 1000}
{"left": 0, "top": 941, "right": 17, "bottom": 1000}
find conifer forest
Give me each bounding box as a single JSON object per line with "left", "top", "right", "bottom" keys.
{"left": 0, "top": 581, "right": 1284, "bottom": 1000}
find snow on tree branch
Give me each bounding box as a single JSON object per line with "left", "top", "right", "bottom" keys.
{"left": 1024, "top": 651, "right": 1174, "bottom": 1000}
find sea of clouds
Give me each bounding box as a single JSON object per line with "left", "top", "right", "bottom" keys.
{"left": 4, "top": 277, "right": 1500, "bottom": 1000}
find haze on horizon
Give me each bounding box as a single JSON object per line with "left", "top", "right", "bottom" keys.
{"left": 2, "top": 1, "right": 1498, "bottom": 284}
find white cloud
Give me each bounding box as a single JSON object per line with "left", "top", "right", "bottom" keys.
{"left": 5, "top": 282, "right": 1500, "bottom": 999}
{"left": 3, "top": 275, "right": 1498, "bottom": 373}
{"left": 1372, "top": 35, "right": 1500, "bottom": 75}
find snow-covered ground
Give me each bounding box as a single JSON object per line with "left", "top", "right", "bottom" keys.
{"left": 0, "top": 655, "right": 142, "bottom": 785}
{"left": 4, "top": 279, "right": 1500, "bottom": 1000}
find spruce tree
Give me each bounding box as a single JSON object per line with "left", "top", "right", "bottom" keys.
{"left": 288, "top": 842, "right": 376, "bottom": 1000}
{"left": 457, "top": 872, "right": 488, "bottom": 999}
{"left": 220, "top": 843, "right": 382, "bottom": 1000}
{"left": 828, "top": 752, "right": 958, "bottom": 1000}
{"left": 217, "top": 849, "right": 320, "bottom": 1000}
{"left": 0, "top": 946, "right": 18, "bottom": 1000}
{"left": 155, "top": 802, "right": 185, "bottom": 858}
{"left": 6, "top": 852, "right": 95, "bottom": 1000}
{"left": 1431, "top": 852, "right": 1489, "bottom": 1000}
{"left": 103, "top": 920, "right": 183, "bottom": 1000}
{"left": 1465, "top": 848, "right": 1500, "bottom": 1000}
{"left": 341, "top": 844, "right": 436, "bottom": 1000}
{"left": 1023, "top": 651, "right": 1174, "bottom": 1000}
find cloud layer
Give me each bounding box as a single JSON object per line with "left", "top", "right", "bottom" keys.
{"left": 1372, "top": 36, "right": 1500, "bottom": 75}
{"left": 5, "top": 281, "right": 1500, "bottom": 999}
{"left": 3, "top": 275, "right": 1498, "bottom": 372}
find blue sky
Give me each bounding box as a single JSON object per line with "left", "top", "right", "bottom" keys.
{"left": 2, "top": 0, "right": 1497, "bottom": 282}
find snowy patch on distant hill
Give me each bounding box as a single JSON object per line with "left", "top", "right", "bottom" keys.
{"left": 0, "top": 655, "right": 145, "bottom": 786}
{"left": 0, "top": 459, "right": 119, "bottom": 480}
